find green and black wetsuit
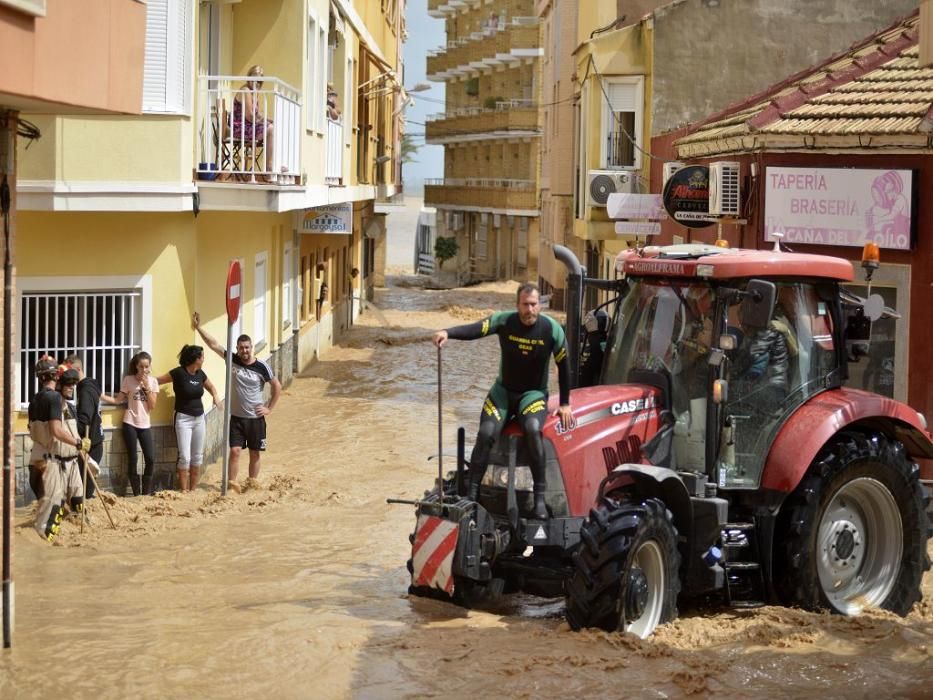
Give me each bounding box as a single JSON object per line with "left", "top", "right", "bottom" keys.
{"left": 446, "top": 311, "right": 570, "bottom": 495}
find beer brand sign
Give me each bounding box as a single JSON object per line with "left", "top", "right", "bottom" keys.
{"left": 764, "top": 167, "right": 914, "bottom": 250}
{"left": 662, "top": 166, "right": 712, "bottom": 229}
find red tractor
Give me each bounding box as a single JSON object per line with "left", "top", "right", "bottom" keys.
{"left": 405, "top": 242, "right": 932, "bottom": 637}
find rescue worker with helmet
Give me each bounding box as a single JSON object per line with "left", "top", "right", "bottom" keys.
{"left": 27, "top": 356, "right": 91, "bottom": 542}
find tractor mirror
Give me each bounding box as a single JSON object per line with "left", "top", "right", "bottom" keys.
{"left": 739, "top": 279, "right": 776, "bottom": 330}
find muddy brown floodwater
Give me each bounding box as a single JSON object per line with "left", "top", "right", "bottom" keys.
{"left": 1, "top": 276, "right": 932, "bottom": 699}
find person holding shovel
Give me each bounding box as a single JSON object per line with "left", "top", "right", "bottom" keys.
{"left": 27, "top": 357, "right": 90, "bottom": 542}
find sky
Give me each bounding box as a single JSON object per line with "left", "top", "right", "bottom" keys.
{"left": 402, "top": 0, "right": 446, "bottom": 193}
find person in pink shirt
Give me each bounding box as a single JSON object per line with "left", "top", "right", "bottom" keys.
{"left": 119, "top": 351, "right": 159, "bottom": 496}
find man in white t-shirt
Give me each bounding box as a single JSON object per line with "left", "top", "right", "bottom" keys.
{"left": 193, "top": 312, "right": 282, "bottom": 492}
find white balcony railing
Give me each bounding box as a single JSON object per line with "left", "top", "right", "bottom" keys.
{"left": 197, "top": 74, "right": 301, "bottom": 184}
{"left": 326, "top": 118, "right": 343, "bottom": 185}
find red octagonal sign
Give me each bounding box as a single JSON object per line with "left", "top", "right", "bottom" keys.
{"left": 226, "top": 260, "right": 242, "bottom": 324}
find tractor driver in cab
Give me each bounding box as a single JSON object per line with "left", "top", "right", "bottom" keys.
{"left": 729, "top": 300, "right": 794, "bottom": 412}
{"left": 433, "top": 283, "right": 574, "bottom": 520}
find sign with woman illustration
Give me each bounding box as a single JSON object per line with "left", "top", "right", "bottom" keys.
{"left": 764, "top": 166, "right": 914, "bottom": 250}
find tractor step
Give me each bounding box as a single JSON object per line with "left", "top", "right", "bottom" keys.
{"left": 722, "top": 522, "right": 755, "bottom": 530}
{"left": 720, "top": 519, "right": 766, "bottom": 610}
{"left": 723, "top": 561, "right": 760, "bottom": 571}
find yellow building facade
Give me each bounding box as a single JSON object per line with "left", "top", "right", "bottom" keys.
{"left": 13, "top": 0, "right": 405, "bottom": 499}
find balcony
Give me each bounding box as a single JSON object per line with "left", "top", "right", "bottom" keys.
{"left": 427, "top": 0, "right": 478, "bottom": 18}
{"left": 426, "top": 18, "right": 541, "bottom": 81}
{"left": 196, "top": 75, "right": 301, "bottom": 184}
{"left": 425, "top": 100, "right": 539, "bottom": 143}
{"left": 424, "top": 178, "right": 538, "bottom": 212}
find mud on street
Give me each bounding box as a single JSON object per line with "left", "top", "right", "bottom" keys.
{"left": 1, "top": 277, "right": 931, "bottom": 699}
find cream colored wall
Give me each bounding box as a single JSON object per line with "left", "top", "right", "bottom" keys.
{"left": 232, "top": 0, "right": 304, "bottom": 90}
{"left": 14, "top": 211, "right": 198, "bottom": 431}
{"left": 194, "top": 212, "right": 293, "bottom": 388}
{"left": 18, "top": 115, "right": 192, "bottom": 183}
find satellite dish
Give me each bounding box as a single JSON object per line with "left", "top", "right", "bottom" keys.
{"left": 863, "top": 294, "right": 885, "bottom": 322}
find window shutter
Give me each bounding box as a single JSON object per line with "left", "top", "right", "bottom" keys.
{"left": 143, "top": 0, "right": 191, "bottom": 114}
{"left": 143, "top": 0, "right": 169, "bottom": 111}
{"left": 605, "top": 82, "right": 637, "bottom": 113}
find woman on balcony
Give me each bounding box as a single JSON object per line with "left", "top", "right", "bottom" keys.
{"left": 233, "top": 64, "right": 276, "bottom": 182}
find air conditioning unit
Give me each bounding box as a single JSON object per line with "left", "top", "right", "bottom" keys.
{"left": 662, "top": 161, "right": 684, "bottom": 187}
{"left": 587, "top": 170, "right": 635, "bottom": 207}
{"left": 709, "top": 161, "right": 741, "bottom": 217}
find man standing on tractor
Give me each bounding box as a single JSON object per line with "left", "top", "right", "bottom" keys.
{"left": 433, "top": 283, "right": 573, "bottom": 519}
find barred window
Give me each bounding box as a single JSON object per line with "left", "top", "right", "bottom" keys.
{"left": 19, "top": 290, "right": 143, "bottom": 405}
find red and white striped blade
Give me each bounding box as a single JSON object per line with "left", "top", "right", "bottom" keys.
{"left": 411, "top": 514, "right": 459, "bottom": 595}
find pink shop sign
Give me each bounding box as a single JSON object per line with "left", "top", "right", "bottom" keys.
{"left": 764, "top": 166, "right": 914, "bottom": 251}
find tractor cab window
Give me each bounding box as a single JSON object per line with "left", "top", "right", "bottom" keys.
{"left": 719, "top": 282, "right": 837, "bottom": 488}
{"left": 603, "top": 280, "right": 714, "bottom": 472}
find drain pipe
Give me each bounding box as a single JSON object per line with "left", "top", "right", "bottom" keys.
{"left": 2, "top": 156, "right": 13, "bottom": 647}
{"left": 553, "top": 245, "right": 583, "bottom": 387}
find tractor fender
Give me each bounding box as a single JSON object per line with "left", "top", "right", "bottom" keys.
{"left": 762, "top": 387, "right": 933, "bottom": 493}
{"left": 598, "top": 464, "right": 693, "bottom": 538}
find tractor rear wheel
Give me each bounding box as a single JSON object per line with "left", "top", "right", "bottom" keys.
{"left": 565, "top": 498, "right": 680, "bottom": 638}
{"left": 778, "top": 432, "right": 931, "bottom": 615}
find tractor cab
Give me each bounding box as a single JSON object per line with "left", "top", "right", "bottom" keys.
{"left": 600, "top": 245, "right": 849, "bottom": 490}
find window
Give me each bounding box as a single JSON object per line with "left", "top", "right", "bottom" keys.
{"left": 18, "top": 287, "right": 145, "bottom": 406}
{"left": 317, "top": 23, "right": 327, "bottom": 132}
{"left": 283, "top": 243, "right": 293, "bottom": 329}
{"left": 143, "top": 0, "right": 192, "bottom": 114}
{"left": 254, "top": 253, "right": 267, "bottom": 346}
{"left": 475, "top": 218, "right": 488, "bottom": 261}
{"left": 307, "top": 12, "right": 326, "bottom": 132}
{"left": 601, "top": 78, "right": 643, "bottom": 169}
{"left": 345, "top": 57, "right": 355, "bottom": 146}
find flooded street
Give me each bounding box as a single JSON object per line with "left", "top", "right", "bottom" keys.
{"left": 2, "top": 277, "right": 931, "bottom": 699}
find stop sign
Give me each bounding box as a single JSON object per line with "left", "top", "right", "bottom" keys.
{"left": 226, "top": 260, "right": 242, "bottom": 324}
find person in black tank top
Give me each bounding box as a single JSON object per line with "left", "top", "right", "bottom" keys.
{"left": 156, "top": 344, "right": 220, "bottom": 492}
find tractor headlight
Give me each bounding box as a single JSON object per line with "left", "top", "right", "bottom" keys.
{"left": 482, "top": 465, "right": 535, "bottom": 491}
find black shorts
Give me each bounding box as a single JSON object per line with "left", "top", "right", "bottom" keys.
{"left": 229, "top": 415, "right": 267, "bottom": 451}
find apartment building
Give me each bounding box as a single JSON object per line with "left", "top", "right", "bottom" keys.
{"left": 423, "top": 0, "right": 542, "bottom": 283}
{"left": 11, "top": 0, "right": 406, "bottom": 502}
{"left": 0, "top": 0, "right": 149, "bottom": 647}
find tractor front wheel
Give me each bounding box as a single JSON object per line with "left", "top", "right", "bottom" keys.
{"left": 778, "top": 432, "right": 931, "bottom": 615}
{"left": 565, "top": 498, "right": 680, "bottom": 638}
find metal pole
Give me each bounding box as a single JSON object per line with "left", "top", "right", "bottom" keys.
{"left": 436, "top": 346, "right": 443, "bottom": 504}
{"left": 2, "top": 165, "right": 13, "bottom": 648}
{"left": 222, "top": 323, "right": 234, "bottom": 496}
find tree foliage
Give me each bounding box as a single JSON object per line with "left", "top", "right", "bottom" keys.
{"left": 434, "top": 237, "right": 458, "bottom": 269}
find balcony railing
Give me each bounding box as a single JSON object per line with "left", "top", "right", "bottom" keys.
{"left": 424, "top": 177, "right": 538, "bottom": 211}
{"left": 326, "top": 118, "right": 343, "bottom": 185}
{"left": 425, "top": 100, "right": 538, "bottom": 141}
{"left": 426, "top": 18, "right": 541, "bottom": 79}
{"left": 197, "top": 74, "right": 301, "bottom": 184}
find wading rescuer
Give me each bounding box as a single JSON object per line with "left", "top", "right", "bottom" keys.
{"left": 433, "top": 283, "right": 573, "bottom": 519}
{"left": 28, "top": 357, "right": 91, "bottom": 542}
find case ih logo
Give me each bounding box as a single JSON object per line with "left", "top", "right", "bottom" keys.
{"left": 610, "top": 396, "right": 656, "bottom": 415}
